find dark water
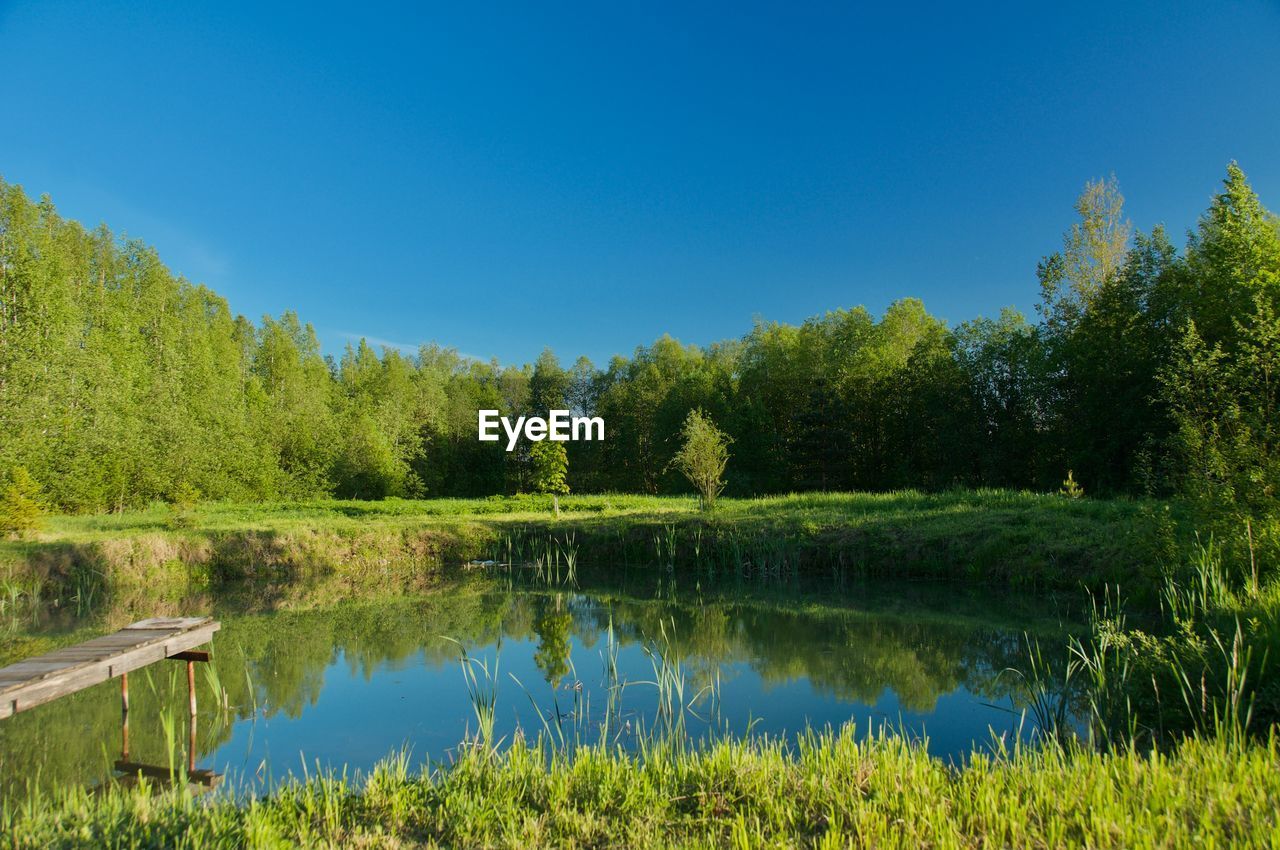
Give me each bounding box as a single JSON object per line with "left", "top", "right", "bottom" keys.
{"left": 0, "top": 569, "right": 1085, "bottom": 800}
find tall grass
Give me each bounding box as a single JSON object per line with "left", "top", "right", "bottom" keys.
{"left": 0, "top": 574, "right": 42, "bottom": 634}
{"left": 1067, "top": 586, "right": 1141, "bottom": 749}
{"left": 4, "top": 727, "right": 1278, "bottom": 849}
{"left": 452, "top": 612, "right": 725, "bottom": 763}
{"left": 444, "top": 639, "right": 501, "bottom": 753}
{"left": 1062, "top": 525, "right": 1275, "bottom": 748}
{"left": 637, "top": 619, "right": 720, "bottom": 741}
{"left": 1169, "top": 622, "right": 1257, "bottom": 745}
{"left": 992, "top": 635, "right": 1081, "bottom": 749}
{"left": 1162, "top": 533, "right": 1233, "bottom": 623}
{"left": 486, "top": 527, "right": 580, "bottom": 586}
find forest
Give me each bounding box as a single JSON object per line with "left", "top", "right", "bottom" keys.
{"left": 1, "top": 164, "right": 1277, "bottom": 523}
{"left": 3, "top": 165, "right": 1280, "bottom": 850}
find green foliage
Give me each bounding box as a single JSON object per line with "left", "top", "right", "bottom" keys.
{"left": 1059, "top": 470, "right": 1084, "bottom": 499}
{"left": 1179, "top": 162, "right": 1280, "bottom": 351}
{"left": 529, "top": 440, "right": 569, "bottom": 497}
{"left": 670, "top": 410, "right": 731, "bottom": 511}
{"left": 165, "top": 481, "right": 202, "bottom": 530}
{"left": 1163, "top": 294, "right": 1280, "bottom": 522}
{"left": 2, "top": 163, "right": 1278, "bottom": 511}
{"left": 1068, "top": 518, "right": 1280, "bottom": 747}
{"left": 528, "top": 348, "right": 570, "bottom": 414}
{"left": 0, "top": 466, "right": 45, "bottom": 537}
{"left": 332, "top": 409, "right": 412, "bottom": 499}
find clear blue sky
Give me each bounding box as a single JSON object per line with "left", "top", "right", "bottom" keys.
{"left": 2, "top": 1, "right": 1278, "bottom": 366}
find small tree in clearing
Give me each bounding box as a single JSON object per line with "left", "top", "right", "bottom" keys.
{"left": 1059, "top": 469, "right": 1084, "bottom": 499}
{"left": 166, "top": 481, "right": 202, "bottom": 530}
{"left": 671, "top": 409, "right": 731, "bottom": 512}
{"left": 0, "top": 466, "right": 47, "bottom": 538}
{"left": 530, "top": 440, "right": 570, "bottom": 517}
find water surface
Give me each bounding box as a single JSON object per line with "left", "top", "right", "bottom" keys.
{"left": 0, "top": 569, "right": 1084, "bottom": 799}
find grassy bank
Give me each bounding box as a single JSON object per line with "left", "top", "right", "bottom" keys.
{"left": 0, "top": 490, "right": 1180, "bottom": 613}
{"left": 3, "top": 728, "right": 1277, "bottom": 849}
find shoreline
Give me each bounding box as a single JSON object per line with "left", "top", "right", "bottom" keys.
{"left": 1, "top": 491, "right": 1176, "bottom": 611}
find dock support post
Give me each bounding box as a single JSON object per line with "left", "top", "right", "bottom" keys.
{"left": 187, "top": 660, "right": 196, "bottom": 717}
{"left": 120, "top": 672, "right": 130, "bottom": 760}
{"left": 189, "top": 712, "right": 198, "bottom": 774}
{"left": 186, "top": 659, "right": 197, "bottom": 773}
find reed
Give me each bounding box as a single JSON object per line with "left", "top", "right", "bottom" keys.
{"left": 5, "top": 727, "right": 1278, "bottom": 849}
{"left": 1169, "top": 621, "right": 1257, "bottom": 745}
{"left": 444, "top": 639, "right": 500, "bottom": 753}
{"left": 991, "top": 634, "right": 1081, "bottom": 749}
{"left": 0, "top": 575, "right": 41, "bottom": 633}
{"left": 1064, "top": 520, "right": 1274, "bottom": 747}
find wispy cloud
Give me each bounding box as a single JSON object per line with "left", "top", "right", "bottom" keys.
{"left": 336, "top": 332, "right": 489, "bottom": 362}
{"left": 337, "top": 332, "right": 420, "bottom": 355}
{"left": 34, "top": 175, "right": 232, "bottom": 284}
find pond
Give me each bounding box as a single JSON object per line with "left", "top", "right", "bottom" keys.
{"left": 0, "top": 569, "right": 1086, "bottom": 800}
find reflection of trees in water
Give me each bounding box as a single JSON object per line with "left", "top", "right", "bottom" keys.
{"left": 562, "top": 575, "right": 1075, "bottom": 713}
{"left": 239, "top": 591, "right": 510, "bottom": 719}
{"left": 571, "top": 599, "right": 1042, "bottom": 712}
{"left": 0, "top": 582, "right": 513, "bottom": 799}
{"left": 0, "top": 572, "right": 1073, "bottom": 799}
{"left": 533, "top": 594, "right": 573, "bottom": 686}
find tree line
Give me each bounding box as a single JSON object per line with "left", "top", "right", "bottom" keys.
{"left": 0, "top": 164, "right": 1276, "bottom": 518}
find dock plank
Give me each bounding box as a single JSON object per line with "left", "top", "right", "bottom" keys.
{"left": 126, "top": 618, "right": 209, "bottom": 630}
{"left": 0, "top": 618, "right": 219, "bottom": 719}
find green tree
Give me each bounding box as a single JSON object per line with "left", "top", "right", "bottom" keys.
{"left": 332, "top": 341, "right": 426, "bottom": 499}
{"left": 529, "top": 439, "right": 569, "bottom": 516}
{"left": 1035, "top": 176, "right": 1143, "bottom": 491}
{"left": 1179, "top": 162, "right": 1280, "bottom": 352}
{"left": 0, "top": 466, "right": 46, "bottom": 537}
{"left": 252, "top": 313, "right": 338, "bottom": 497}
{"left": 529, "top": 348, "right": 569, "bottom": 415}
{"left": 1163, "top": 295, "right": 1280, "bottom": 519}
{"left": 670, "top": 409, "right": 731, "bottom": 511}
{"left": 1160, "top": 164, "right": 1280, "bottom": 518}
{"left": 954, "top": 309, "right": 1045, "bottom": 487}
{"left": 1038, "top": 175, "right": 1132, "bottom": 336}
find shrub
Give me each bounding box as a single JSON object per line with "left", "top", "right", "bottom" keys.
{"left": 669, "top": 410, "right": 732, "bottom": 512}
{"left": 0, "top": 466, "right": 47, "bottom": 538}
{"left": 166, "top": 481, "right": 202, "bottom": 530}
{"left": 1059, "top": 470, "right": 1084, "bottom": 499}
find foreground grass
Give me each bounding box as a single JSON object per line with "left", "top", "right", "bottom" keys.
{"left": 3, "top": 728, "right": 1277, "bottom": 849}
{"left": 0, "top": 491, "right": 1180, "bottom": 612}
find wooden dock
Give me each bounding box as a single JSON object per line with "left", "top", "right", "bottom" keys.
{"left": 0, "top": 617, "right": 219, "bottom": 720}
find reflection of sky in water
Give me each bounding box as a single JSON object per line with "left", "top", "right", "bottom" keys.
{"left": 1, "top": 578, "right": 1084, "bottom": 799}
